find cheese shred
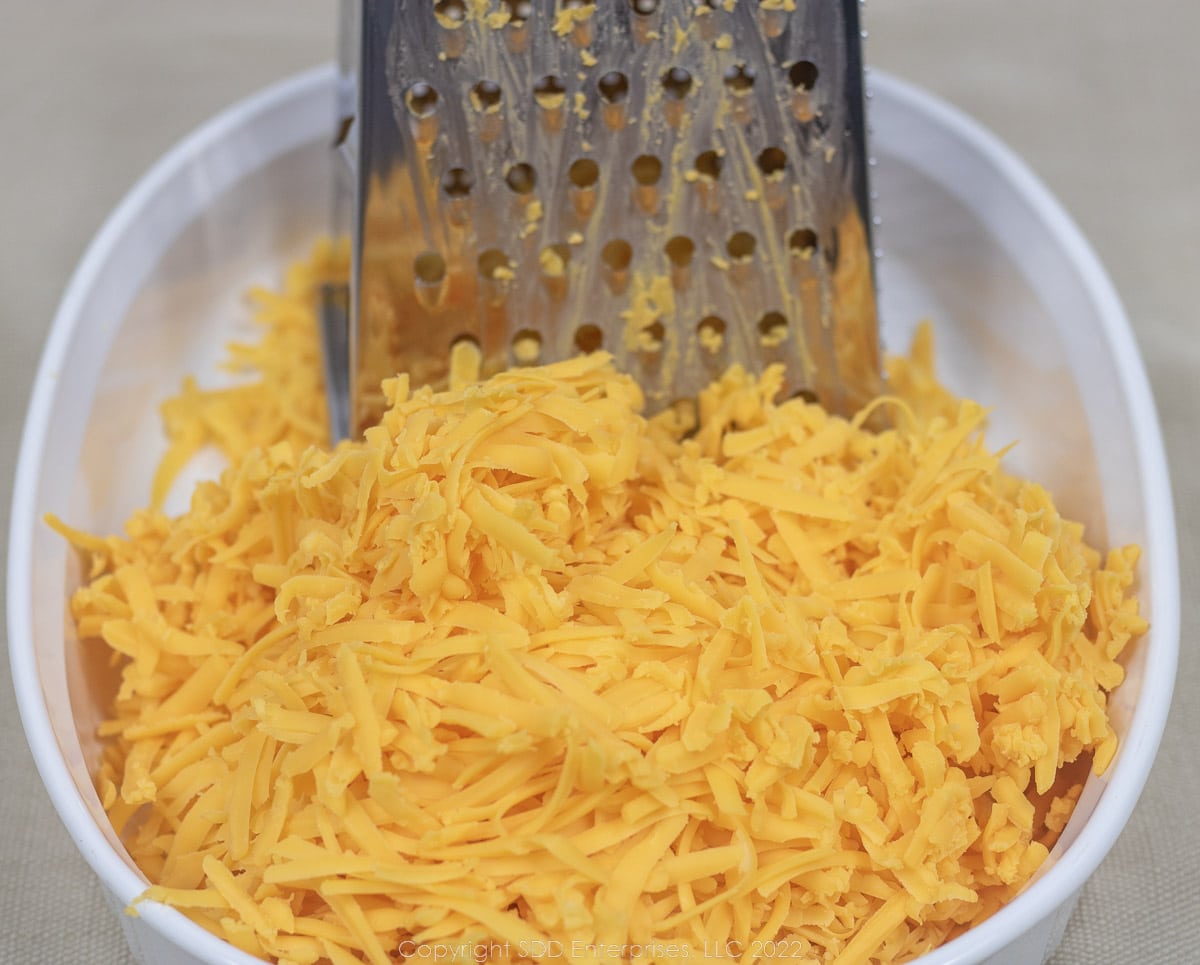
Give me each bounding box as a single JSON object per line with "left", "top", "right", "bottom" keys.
{"left": 55, "top": 244, "right": 1146, "bottom": 965}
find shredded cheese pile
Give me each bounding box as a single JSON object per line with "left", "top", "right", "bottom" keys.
{"left": 55, "top": 245, "right": 1146, "bottom": 965}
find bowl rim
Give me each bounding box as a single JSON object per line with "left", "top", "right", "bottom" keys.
{"left": 8, "top": 64, "right": 1180, "bottom": 965}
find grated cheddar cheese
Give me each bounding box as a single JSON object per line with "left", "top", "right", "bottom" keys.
{"left": 53, "top": 243, "right": 1147, "bottom": 965}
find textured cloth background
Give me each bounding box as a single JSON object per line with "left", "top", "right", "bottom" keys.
{"left": 1, "top": 2, "right": 1194, "bottom": 963}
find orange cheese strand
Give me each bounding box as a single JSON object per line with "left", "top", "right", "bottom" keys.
{"left": 59, "top": 247, "right": 1145, "bottom": 965}
{"left": 147, "top": 236, "right": 347, "bottom": 509}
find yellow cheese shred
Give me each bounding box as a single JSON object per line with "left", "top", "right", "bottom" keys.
{"left": 54, "top": 244, "right": 1147, "bottom": 965}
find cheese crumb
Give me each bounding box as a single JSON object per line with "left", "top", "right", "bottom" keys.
{"left": 553, "top": 3, "right": 592, "bottom": 37}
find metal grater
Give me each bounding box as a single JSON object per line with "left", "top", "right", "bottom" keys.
{"left": 328, "top": 0, "right": 880, "bottom": 439}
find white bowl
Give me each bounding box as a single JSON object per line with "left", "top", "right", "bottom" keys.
{"left": 8, "top": 64, "right": 1179, "bottom": 965}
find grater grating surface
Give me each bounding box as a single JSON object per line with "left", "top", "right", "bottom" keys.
{"left": 338, "top": 0, "right": 880, "bottom": 437}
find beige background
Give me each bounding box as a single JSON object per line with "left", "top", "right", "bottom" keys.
{"left": 1, "top": 2, "right": 1195, "bottom": 963}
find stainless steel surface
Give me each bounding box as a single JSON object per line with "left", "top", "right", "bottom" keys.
{"left": 341, "top": 0, "right": 879, "bottom": 435}
{"left": 319, "top": 283, "right": 353, "bottom": 442}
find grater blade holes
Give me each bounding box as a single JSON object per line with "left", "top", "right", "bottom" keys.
{"left": 665, "top": 236, "right": 695, "bottom": 267}
{"left": 757, "top": 147, "right": 787, "bottom": 178}
{"left": 478, "top": 249, "right": 512, "bottom": 280}
{"left": 639, "top": 320, "right": 666, "bottom": 353}
{"left": 723, "top": 63, "right": 756, "bottom": 94}
{"left": 758, "top": 0, "right": 787, "bottom": 38}
{"left": 788, "top": 60, "right": 819, "bottom": 91}
{"left": 569, "top": 159, "right": 599, "bottom": 218}
{"left": 569, "top": 158, "right": 600, "bottom": 188}
{"left": 534, "top": 75, "right": 567, "bottom": 109}
{"left": 788, "top": 61, "right": 818, "bottom": 122}
{"left": 598, "top": 71, "right": 630, "bottom": 129}
{"left": 601, "top": 240, "right": 632, "bottom": 294}
{"left": 470, "top": 80, "right": 503, "bottom": 112}
{"left": 631, "top": 155, "right": 663, "bottom": 213}
{"left": 512, "top": 329, "right": 543, "bottom": 364}
{"left": 598, "top": 71, "right": 630, "bottom": 103}
{"left": 433, "top": 0, "right": 466, "bottom": 28}
{"left": 666, "top": 236, "right": 695, "bottom": 290}
{"left": 697, "top": 315, "right": 726, "bottom": 355}
{"left": 413, "top": 252, "right": 446, "bottom": 284}
{"left": 601, "top": 239, "right": 633, "bottom": 271}
{"left": 631, "top": 155, "right": 663, "bottom": 186}
{"left": 561, "top": 0, "right": 596, "bottom": 47}
{"left": 629, "top": 0, "right": 659, "bottom": 43}
{"left": 661, "top": 67, "right": 693, "bottom": 125}
{"left": 414, "top": 252, "right": 447, "bottom": 311}
{"left": 505, "top": 163, "right": 537, "bottom": 195}
{"left": 695, "top": 150, "right": 723, "bottom": 180}
{"left": 727, "top": 231, "right": 757, "bottom": 260}
{"left": 441, "top": 167, "right": 474, "bottom": 198}
{"left": 500, "top": 0, "right": 532, "bottom": 23}
{"left": 405, "top": 82, "right": 439, "bottom": 117}
{"left": 758, "top": 311, "right": 788, "bottom": 347}
{"left": 448, "top": 328, "right": 480, "bottom": 364}
{"left": 661, "top": 67, "right": 693, "bottom": 99}
{"left": 539, "top": 244, "right": 571, "bottom": 300}
{"left": 575, "top": 324, "right": 604, "bottom": 353}
{"left": 788, "top": 228, "right": 818, "bottom": 257}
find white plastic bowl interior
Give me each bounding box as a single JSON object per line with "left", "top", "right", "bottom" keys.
{"left": 9, "top": 64, "right": 1179, "bottom": 965}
